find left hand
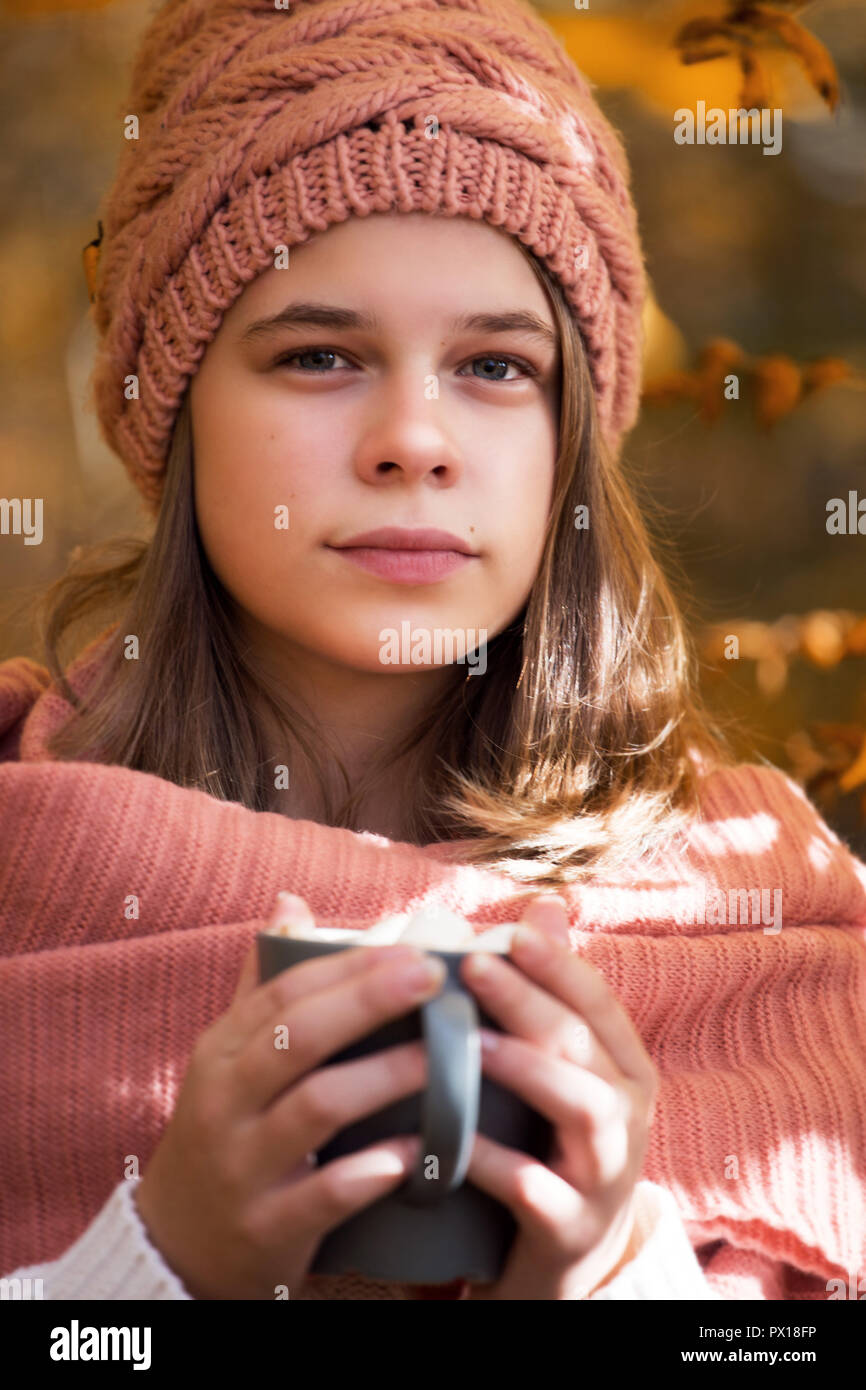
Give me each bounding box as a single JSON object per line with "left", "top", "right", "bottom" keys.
{"left": 458, "top": 894, "right": 659, "bottom": 1300}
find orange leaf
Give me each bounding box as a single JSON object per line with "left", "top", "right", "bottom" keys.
{"left": 696, "top": 338, "right": 747, "bottom": 423}
{"left": 799, "top": 612, "right": 847, "bottom": 668}
{"left": 674, "top": 17, "right": 741, "bottom": 49}
{"left": 751, "top": 353, "right": 803, "bottom": 429}
{"left": 82, "top": 227, "right": 102, "bottom": 305}
{"left": 844, "top": 616, "right": 866, "bottom": 657}
{"left": 838, "top": 733, "right": 866, "bottom": 794}
{"left": 697, "top": 338, "right": 746, "bottom": 374}
{"left": 680, "top": 44, "right": 738, "bottom": 66}
{"left": 801, "top": 357, "right": 854, "bottom": 395}
{"left": 732, "top": 3, "right": 841, "bottom": 112}
{"left": 641, "top": 370, "right": 702, "bottom": 408}
{"left": 738, "top": 48, "right": 773, "bottom": 109}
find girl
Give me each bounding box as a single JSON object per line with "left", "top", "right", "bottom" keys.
{"left": 2, "top": 0, "right": 865, "bottom": 1302}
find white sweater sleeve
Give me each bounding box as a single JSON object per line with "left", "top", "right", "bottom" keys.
{"left": 586, "top": 1180, "right": 721, "bottom": 1300}
{"left": 4, "top": 1178, "right": 193, "bottom": 1300}
{"left": 6, "top": 1176, "right": 717, "bottom": 1301}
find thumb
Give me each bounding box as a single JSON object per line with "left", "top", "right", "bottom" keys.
{"left": 232, "top": 892, "right": 317, "bottom": 1002}
{"left": 232, "top": 941, "right": 262, "bottom": 1000}
{"left": 267, "top": 890, "right": 317, "bottom": 934}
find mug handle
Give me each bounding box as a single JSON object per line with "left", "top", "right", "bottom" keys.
{"left": 403, "top": 985, "right": 481, "bottom": 1206}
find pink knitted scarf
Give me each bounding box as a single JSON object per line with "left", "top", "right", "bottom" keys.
{"left": 2, "top": 638, "right": 866, "bottom": 1299}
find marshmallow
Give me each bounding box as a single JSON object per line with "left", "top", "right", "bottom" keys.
{"left": 265, "top": 902, "right": 515, "bottom": 953}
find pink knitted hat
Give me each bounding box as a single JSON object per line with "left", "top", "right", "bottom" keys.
{"left": 86, "top": 0, "right": 648, "bottom": 514}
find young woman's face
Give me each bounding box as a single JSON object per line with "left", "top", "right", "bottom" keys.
{"left": 189, "top": 212, "right": 561, "bottom": 680}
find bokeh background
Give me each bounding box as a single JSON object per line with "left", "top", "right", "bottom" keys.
{"left": 1, "top": 0, "right": 865, "bottom": 851}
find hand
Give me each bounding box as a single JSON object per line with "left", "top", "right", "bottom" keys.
{"left": 133, "top": 893, "right": 442, "bottom": 1299}
{"left": 458, "top": 894, "right": 659, "bottom": 1300}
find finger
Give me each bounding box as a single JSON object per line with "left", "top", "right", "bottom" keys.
{"left": 519, "top": 894, "right": 571, "bottom": 946}
{"left": 465, "top": 1131, "right": 587, "bottom": 1253}
{"left": 508, "top": 925, "right": 657, "bottom": 1088}
{"left": 246, "top": 890, "right": 317, "bottom": 1016}
{"left": 267, "top": 891, "right": 317, "bottom": 935}
{"left": 461, "top": 949, "right": 621, "bottom": 1085}
{"left": 231, "top": 942, "right": 261, "bottom": 1003}
{"left": 478, "top": 1031, "right": 630, "bottom": 1187}
{"left": 252, "top": 1039, "right": 428, "bottom": 1185}
{"left": 230, "top": 948, "right": 446, "bottom": 1113}
{"left": 253, "top": 1135, "right": 423, "bottom": 1252}
{"left": 284, "top": 1151, "right": 318, "bottom": 1182}
{"left": 217, "top": 942, "right": 425, "bottom": 1055}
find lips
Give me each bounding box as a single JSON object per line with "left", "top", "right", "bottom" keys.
{"left": 326, "top": 527, "right": 479, "bottom": 585}
{"left": 330, "top": 527, "right": 477, "bottom": 554}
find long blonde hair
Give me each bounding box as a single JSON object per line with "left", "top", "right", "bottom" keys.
{"left": 33, "top": 247, "right": 742, "bottom": 887}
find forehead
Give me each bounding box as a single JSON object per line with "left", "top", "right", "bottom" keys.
{"left": 224, "top": 212, "right": 554, "bottom": 329}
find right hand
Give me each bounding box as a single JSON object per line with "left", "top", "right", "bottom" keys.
{"left": 133, "top": 896, "right": 446, "bottom": 1299}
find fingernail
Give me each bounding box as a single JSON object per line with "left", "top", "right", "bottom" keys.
{"left": 512, "top": 923, "right": 549, "bottom": 956}
{"left": 401, "top": 955, "right": 447, "bottom": 996}
{"left": 276, "top": 891, "right": 308, "bottom": 909}
{"left": 480, "top": 1028, "right": 500, "bottom": 1052}
{"left": 268, "top": 892, "right": 314, "bottom": 931}
{"left": 463, "top": 952, "right": 495, "bottom": 980}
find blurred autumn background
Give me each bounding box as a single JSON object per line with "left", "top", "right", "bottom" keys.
{"left": 1, "top": 0, "right": 865, "bottom": 851}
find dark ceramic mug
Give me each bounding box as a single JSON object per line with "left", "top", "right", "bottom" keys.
{"left": 256, "top": 932, "right": 553, "bottom": 1285}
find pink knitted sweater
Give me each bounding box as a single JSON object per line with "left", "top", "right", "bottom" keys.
{"left": 2, "top": 641, "right": 866, "bottom": 1300}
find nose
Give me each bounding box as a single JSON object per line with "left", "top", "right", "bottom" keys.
{"left": 351, "top": 371, "right": 464, "bottom": 488}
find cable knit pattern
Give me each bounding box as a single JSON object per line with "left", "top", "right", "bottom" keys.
{"left": 88, "top": 0, "right": 648, "bottom": 512}
{"left": 1, "top": 641, "right": 866, "bottom": 1299}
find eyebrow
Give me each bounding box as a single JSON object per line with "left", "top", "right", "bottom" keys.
{"left": 238, "top": 300, "right": 559, "bottom": 352}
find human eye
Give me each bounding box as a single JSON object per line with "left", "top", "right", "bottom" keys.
{"left": 459, "top": 354, "right": 537, "bottom": 382}
{"left": 272, "top": 346, "right": 354, "bottom": 373}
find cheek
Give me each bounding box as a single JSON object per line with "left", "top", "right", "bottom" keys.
{"left": 193, "top": 362, "right": 330, "bottom": 514}
{"left": 491, "top": 419, "right": 557, "bottom": 567}
{"left": 461, "top": 443, "right": 554, "bottom": 638}
{"left": 191, "top": 392, "right": 329, "bottom": 606}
